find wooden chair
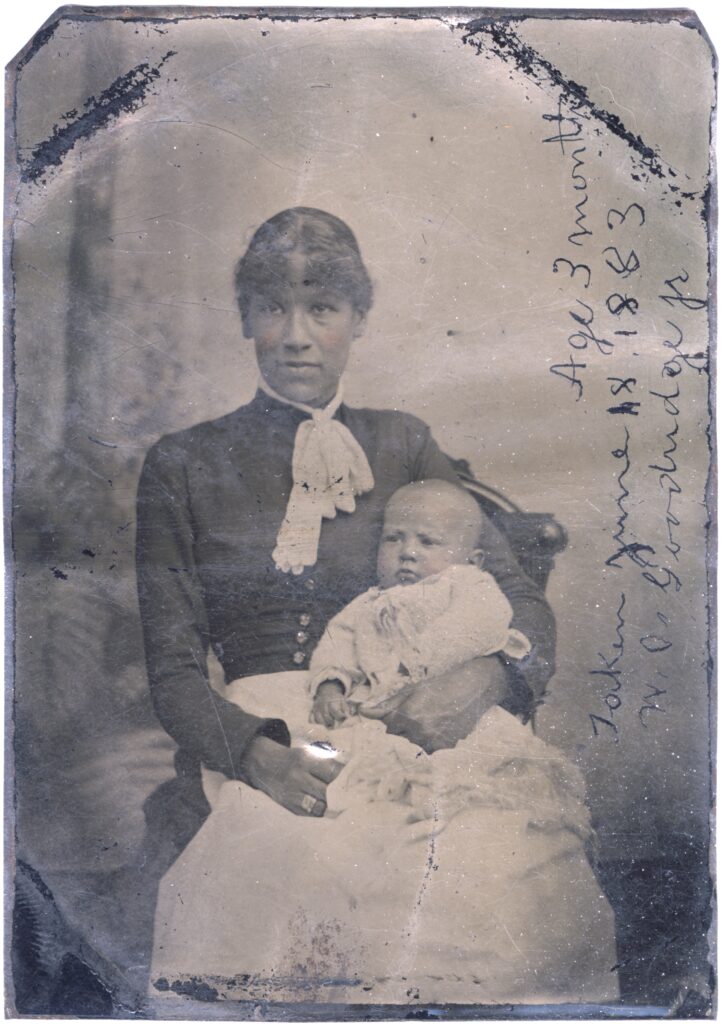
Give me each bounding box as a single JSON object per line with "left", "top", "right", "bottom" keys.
{"left": 452, "top": 457, "right": 568, "bottom": 591}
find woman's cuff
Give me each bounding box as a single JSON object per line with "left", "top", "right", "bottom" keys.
{"left": 223, "top": 716, "right": 291, "bottom": 781}
{"left": 234, "top": 717, "right": 293, "bottom": 786}
{"left": 255, "top": 717, "right": 292, "bottom": 748}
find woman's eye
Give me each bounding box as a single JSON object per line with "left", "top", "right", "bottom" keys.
{"left": 310, "top": 302, "right": 333, "bottom": 315}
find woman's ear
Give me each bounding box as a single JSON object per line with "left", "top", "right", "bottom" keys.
{"left": 352, "top": 310, "right": 366, "bottom": 339}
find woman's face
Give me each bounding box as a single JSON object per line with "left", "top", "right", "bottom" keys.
{"left": 245, "top": 253, "right": 365, "bottom": 407}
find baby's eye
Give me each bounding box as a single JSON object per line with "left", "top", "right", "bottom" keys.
{"left": 382, "top": 532, "right": 401, "bottom": 543}
{"left": 419, "top": 535, "right": 440, "bottom": 547}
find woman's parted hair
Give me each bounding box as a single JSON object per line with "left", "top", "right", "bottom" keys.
{"left": 234, "top": 208, "right": 373, "bottom": 323}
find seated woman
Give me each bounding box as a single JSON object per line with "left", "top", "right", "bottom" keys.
{"left": 150, "top": 480, "right": 618, "bottom": 1005}
{"left": 136, "top": 207, "right": 606, "bottom": 1003}
{"left": 136, "top": 206, "right": 554, "bottom": 859}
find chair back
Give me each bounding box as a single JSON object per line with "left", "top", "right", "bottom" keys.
{"left": 452, "top": 459, "right": 568, "bottom": 592}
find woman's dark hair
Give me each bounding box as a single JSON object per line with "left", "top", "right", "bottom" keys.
{"left": 234, "top": 208, "right": 373, "bottom": 324}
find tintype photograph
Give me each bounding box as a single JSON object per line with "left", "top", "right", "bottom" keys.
{"left": 5, "top": 6, "right": 716, "bottom": 1018}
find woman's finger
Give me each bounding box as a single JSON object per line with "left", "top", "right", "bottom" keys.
{"left": 298, "top": 792, "right": 326, "bottom": 817}
{"left": 296, "top": 771, "right": 328, "bottom": 803}
{"left": 355, "top": 702, "right": 388, "bottom": 719}
{"left": 309, "top": 755, "right": 345, "bottom": 784}
{"left": 356, "top": 690, "right": 408, "bottom": 719}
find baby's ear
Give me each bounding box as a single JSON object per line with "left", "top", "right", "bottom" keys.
{"left": 469, "top": 548, "right": 485, "bottom": 570}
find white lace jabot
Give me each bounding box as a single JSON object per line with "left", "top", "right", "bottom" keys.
{"left": 259, "top": 377, "right": 375, "bottom": 575}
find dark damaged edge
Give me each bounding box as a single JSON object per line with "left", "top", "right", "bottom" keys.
{"left": 12, "top": 19, "right": 61, "bottom": 75}
{"left": 1, "top": 4, "right": 711, "bottom": 40}
{"left": 698, "top": 8, "right": 719, "bottom": 1021}
{"left": 142, "top": 996, "right": 678, "bottom": 1021}
{"left": 20, "top": 50, "right": 177, "bottom": 184}
{"left": 5, "top": 7, "right": 713, "bottom": 190}
{"left": 4, "top": 6, "right": 711, "bottom": 188}
{"left": 458, "top": 13, "right": 703, "bottom": 189}
{"left": 2, "top": 8, "right": 173, "bottom": 1017}
{"left": 3, "top": 9, "right": 22, "bottom": 1017}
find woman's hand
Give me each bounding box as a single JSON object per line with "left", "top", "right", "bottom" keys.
{"left": 358, "top": 656, "right": 508, "bottom": 753}
{"left": 240, "top": 735, "right": 344, "bottom": 816}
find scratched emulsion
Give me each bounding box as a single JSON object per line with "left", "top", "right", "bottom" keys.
{"left": 462, "top": 19, "right": 679, "bottom": 186}
{"left": 21, "top": 50, "right": 176, "bottom": 184}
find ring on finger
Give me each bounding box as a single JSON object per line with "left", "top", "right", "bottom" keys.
{"left": 301, "top": 793, "right": 318, "bottom": 814}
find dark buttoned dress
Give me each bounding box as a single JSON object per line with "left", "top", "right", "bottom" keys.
{"left": 136, "top": 391, "right": 555, "bottom": 857}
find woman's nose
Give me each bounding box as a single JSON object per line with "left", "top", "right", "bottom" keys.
{"left": 284, "top": 306, "right": 312, "bottom": 349}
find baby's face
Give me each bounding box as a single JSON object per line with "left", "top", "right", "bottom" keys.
{"left": 377, "top": 489, "right": 480, "bottom": 588}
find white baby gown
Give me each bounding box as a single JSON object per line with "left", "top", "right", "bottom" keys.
{"left": 307, "top": 564, "right": 532, "bottom": 706}
{"left": 150, "top": 670, "right": 619, "bottom": 1007}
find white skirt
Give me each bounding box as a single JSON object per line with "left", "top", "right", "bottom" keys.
{"left": 151, "top": 672, "right": 619, "bottom": 1006}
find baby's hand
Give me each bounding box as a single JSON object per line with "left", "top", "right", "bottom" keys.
{"left": 311, "top": 680, "right": 354, "bottom": 728}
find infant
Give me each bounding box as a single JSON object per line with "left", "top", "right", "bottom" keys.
{"left": 309, "top": 479, "right": 530, "bottom": 730}
{"left": 152, "top": 479, "right": 617, "bottom": 1006}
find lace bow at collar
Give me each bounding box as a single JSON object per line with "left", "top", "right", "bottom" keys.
{"left": 259, "top": 377, "right": 375, "bottom": 574}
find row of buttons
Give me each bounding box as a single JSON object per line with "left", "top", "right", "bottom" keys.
{"left": 292, "top": 611, "right": 312, "bottom": 665}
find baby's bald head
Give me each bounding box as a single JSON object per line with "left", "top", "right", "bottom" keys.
{"left": 385, "top": 481, "right": 484, "bottom": 542}
{"left": 377, "top": 480, "right": 484, "bottom": 588}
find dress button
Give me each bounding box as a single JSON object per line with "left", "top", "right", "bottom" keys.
{"left": 299, "top": 613, "right": 311, "bottom": 627}
{"left": 304, "top": 579, "right": 315, "bottom": 591}
{"left": 296, "top": 631, "right": 309, "bottom": 645}
{"left": 292, "top": 650, "right": 306, "bottom": 665}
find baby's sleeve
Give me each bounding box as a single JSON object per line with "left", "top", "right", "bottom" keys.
{"left": 409, "top": 567, "right": 530, "bottom": 679}
{"left": 307, "top": 595, "right": 370, "bottom": 698}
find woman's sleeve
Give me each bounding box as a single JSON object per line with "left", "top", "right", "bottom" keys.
{"left": 135, "top": 440, "right": 290, "bottom": 778}
{"left": 411, "top": 420, "right": 557, "bottom": 709}
{"left": 475, "top": 514, "right": 557, "bottom": 709}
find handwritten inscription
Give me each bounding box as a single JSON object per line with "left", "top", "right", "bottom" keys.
{"left": 545, "top": 95, "right": 594, "bottom": 399}
{"left": 542, "top": 97, "right": 709, "bottom": 744}
{"left": 589, "top": 593, "right": 626, "bottom": 741}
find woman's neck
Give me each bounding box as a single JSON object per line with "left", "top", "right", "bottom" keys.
{"left": 258, "top": 376, "right": 344, "bottom": 419}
